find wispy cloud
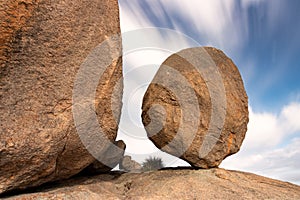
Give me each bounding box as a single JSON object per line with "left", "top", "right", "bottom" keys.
{"left": 119, "top": 0, "right": 249, "bottom": 53}
{"left": 119, "top": 0, "right": 299, "bottom": 88}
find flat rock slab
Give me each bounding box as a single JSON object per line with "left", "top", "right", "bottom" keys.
{"left": 142, "top": 47, "right": 249, "bottom": 168}
{"left": 3, "top": 169, "right": 300, "bottom": 200}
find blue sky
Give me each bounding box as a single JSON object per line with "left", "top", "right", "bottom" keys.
{"left": 117, "top": 0, "right": 300, "bottom": 185}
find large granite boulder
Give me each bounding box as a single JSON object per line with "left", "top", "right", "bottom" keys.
{"left": 142, "top": 47, "right": 249, "bottom": 168}
{"left": 0, "top": 0, "right": 124, "bottom": 194}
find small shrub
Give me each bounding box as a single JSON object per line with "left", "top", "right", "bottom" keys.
{"left": 142, "top": 156, "right": 165, "bottom": 172}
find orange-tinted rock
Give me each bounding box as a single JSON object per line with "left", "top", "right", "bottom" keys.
{"left": 0, "top": 0, "right": 123, "bottom": 194}
{"left": 120, "top": 156, "right": 142, "bottom": 172}
{"left": 142, "top": 47, "right": 249, "bottom": 168}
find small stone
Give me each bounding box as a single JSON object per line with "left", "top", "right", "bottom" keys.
{"left": 120, "top": 156, "right": 142, "bottom": 173}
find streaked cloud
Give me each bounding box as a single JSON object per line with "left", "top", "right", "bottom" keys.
{"left": 119, "top": 0, "right": 247, "bottom": 53}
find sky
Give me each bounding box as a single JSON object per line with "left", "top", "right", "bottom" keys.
{"left": 115, "top": 0, "right": 300, "bottom": 185}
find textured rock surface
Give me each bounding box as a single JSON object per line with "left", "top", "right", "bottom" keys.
{"left": 120, "top": 156, "right": 142, "bottom": 172}
{"left": 82, "top": 141, "right": 126, "bottom": 174}
{"left": 3, "top": 169, "right": 300, "bottom": 200}
{"left": 0, "top": 0, "right": 123, "bottom": 194}
{"left": 142, "top": 47, "right": 249, "bottom": 168}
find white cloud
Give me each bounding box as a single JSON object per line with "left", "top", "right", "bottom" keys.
{"left": 281, "top": 102, "right": 300, "bottom": 133}
{"left": 165, "top": 0, "right": 241, "bottom": 50}
{"left": 119, "top": 0, "right": 269, "bottom": 54}
{"left": 118, "top": 1, "right": 153, "bottom": 32}
{"left": 240, "top": 102, "right": 300, "bottom": 150}
{"left": 245, "top": 108, "right": 280, "bottom": 148}
{"left": 119, "top": 0, "right": 288, "bottom": 58}
{"left": 222, "top": 137, "right": 300, "bottom": 185}
{"left": 222, "top": 102, "right": 300, "bottom": 185}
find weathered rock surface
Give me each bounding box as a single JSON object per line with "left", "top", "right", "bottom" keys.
{"left": 142, "top": 47, "right": 249, "bottom": 168}
{"left": 120, "top": 156, "right": 142, "bottom": 172}
{"left": 0, "top": 0, "right": 123, "bottom": 194}
{"left": 3, "top": 169, "right": 300, "bottom": 200}
{"left": 81, "top": 141, "right": 126, "bottom": 174}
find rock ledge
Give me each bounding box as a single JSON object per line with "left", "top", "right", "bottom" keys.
{"left": 3, "top": 169, "right": 300, "bottom": 200}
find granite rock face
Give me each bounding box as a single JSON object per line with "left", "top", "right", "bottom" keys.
{"left": 4, "top": 169, "right": 300, "bottom": 200}
{"left": 142, "top": 47, "right": 249, "bottom": 168}
{"left": 82, "top": 141, "right": 126, "bottom": 174}
{"left": 0, "top": 0, "right": 123, "bottom": 194}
